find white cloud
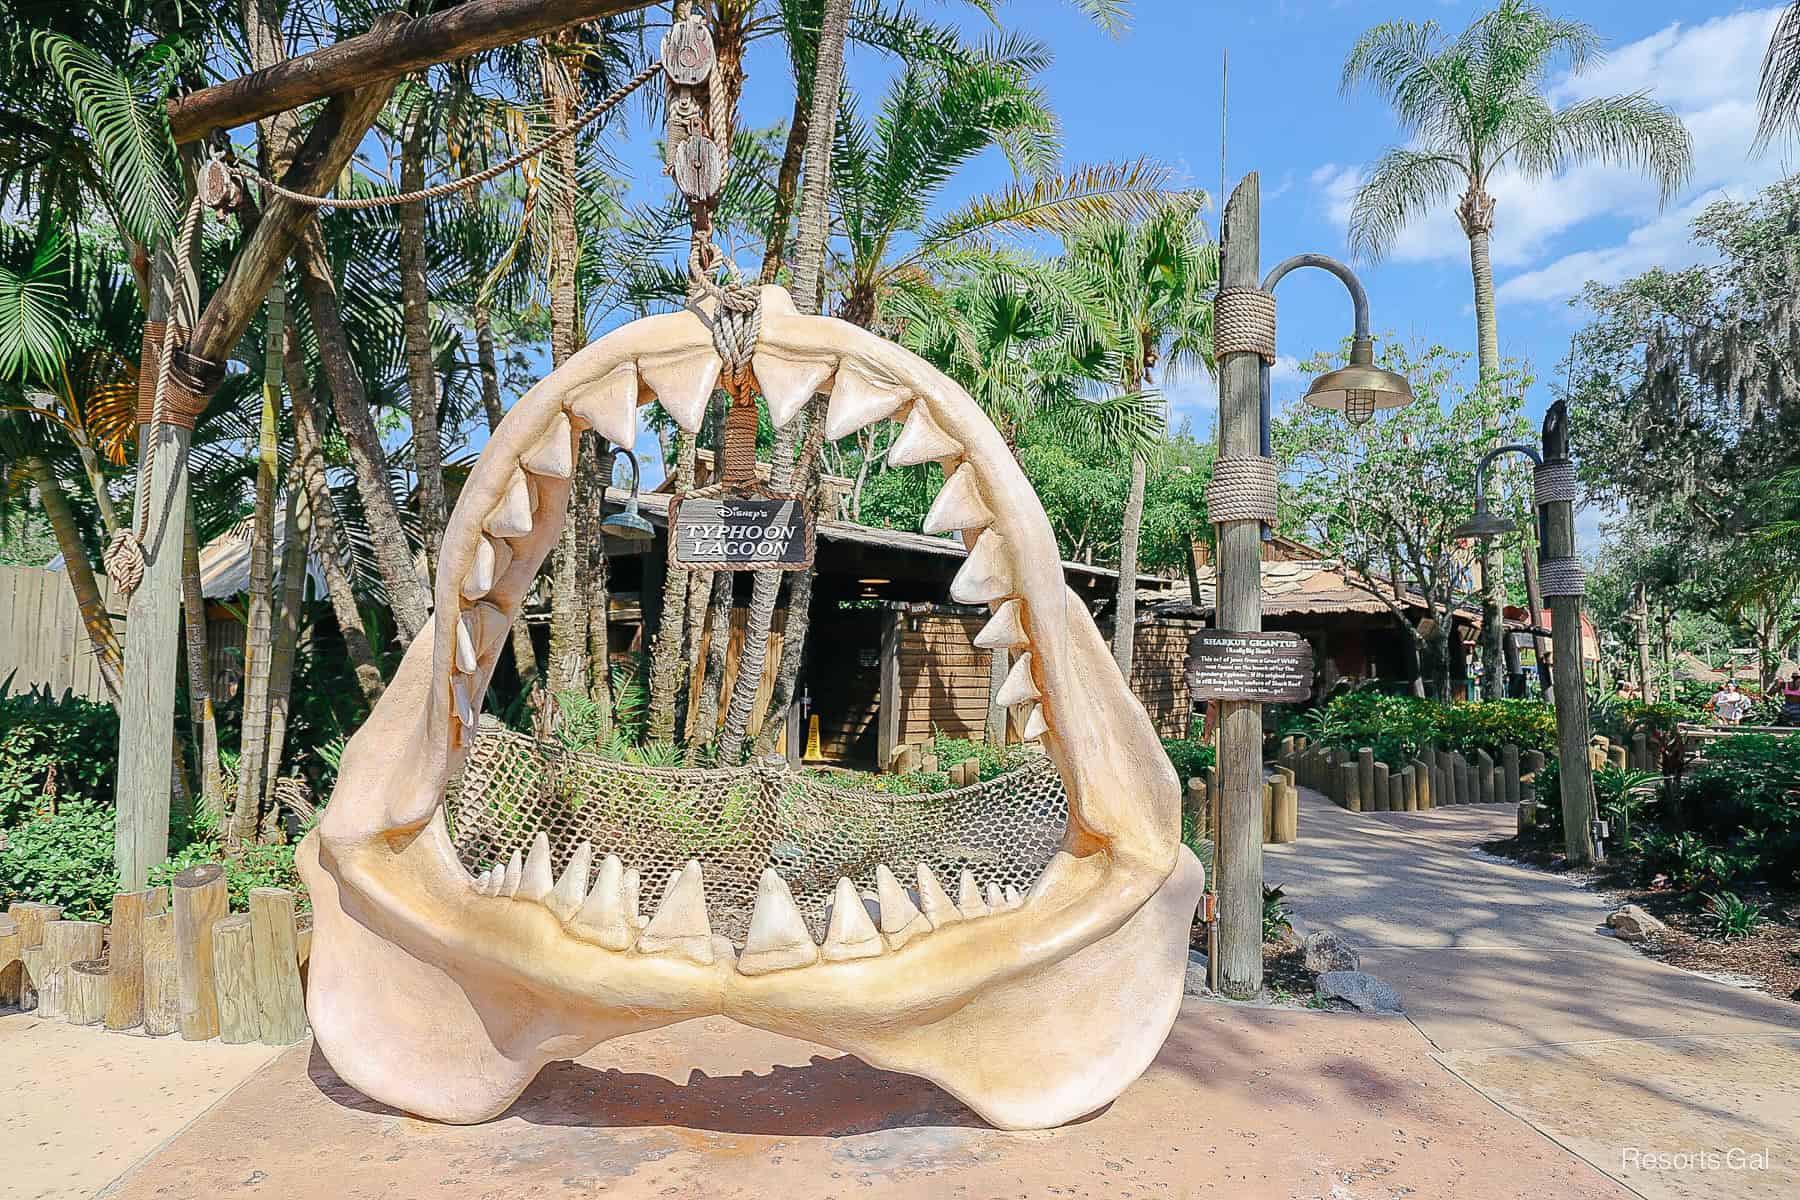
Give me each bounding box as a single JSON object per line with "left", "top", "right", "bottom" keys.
{"left": 1316, "top": 8, "right": 1793, "bottom": 304}
{"left": 1161, "top": 372, "right": 1217, "bottom": 437}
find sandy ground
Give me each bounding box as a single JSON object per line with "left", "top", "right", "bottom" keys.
{"left": 0, "top": 1014, "right": 279, "bottom": 1200}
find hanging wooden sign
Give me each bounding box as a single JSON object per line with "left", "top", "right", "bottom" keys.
{"left": 670, "top": 493, "right": 813, "bottom": 570}
{"left": 1184, "top": 630, "right": 1315, "bottom": 703}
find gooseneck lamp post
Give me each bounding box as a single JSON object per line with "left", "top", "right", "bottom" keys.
{"left": 1207, "top": 175, "right": 1415, "bottom": 1000}
{"left": 1451, "top": 402, "right": 1597, "bottom": 863}
{"left": 601, "top": 449, "right": 657, "bottom": 543}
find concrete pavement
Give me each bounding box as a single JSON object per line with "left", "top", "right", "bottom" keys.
{"left": 1267, "top": 789, "right": 1800, "bottom": 1200}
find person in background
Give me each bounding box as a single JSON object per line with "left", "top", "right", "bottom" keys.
{"left": 1708, "top": 680, "right": 1750, "bottom": 726}
{"left": 1779, "top": 672, "right": 1800, "bottom": 728}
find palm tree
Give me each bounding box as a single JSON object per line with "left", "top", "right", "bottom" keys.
{"left": 1063, "top": 199, "right": 1215, "bottom": 680}
{"left": 1341, "top": 0, "right": 1691, "bottom": 696}
{"left": 1759, "top": 3, "right": 1800, "bottom": 147}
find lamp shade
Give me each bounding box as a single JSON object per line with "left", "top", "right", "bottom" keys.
{"left": 601, "top": 503, "right": 656, "bottom": 541}
{"left": 1450, "top": 510, "right": 1519, "bottom": 540}
{"left": 1303, "top": 336, "right": 1414, "bottom": 426}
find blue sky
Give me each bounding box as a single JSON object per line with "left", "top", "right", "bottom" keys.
{"left": 602, "top": 2, "right": 1792, "bottom": 513}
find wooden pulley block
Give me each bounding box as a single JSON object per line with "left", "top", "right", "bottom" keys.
{"left": 196, "top": 158, "right": 245, "bottom": 214}
{"left": 666, "top": 95, "right": 706, "bottom": 145}
{"left": 661, "top": 15, "right": 715, "bottom": 87}
{"left": 671, "top": 135, "right": 723, "bottom": 202}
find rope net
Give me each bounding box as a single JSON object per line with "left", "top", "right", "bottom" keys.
{"left": 445, "top": 728, "right": 1069, "bottom": 944}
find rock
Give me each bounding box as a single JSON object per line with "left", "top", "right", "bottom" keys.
{"left": 1315, "top": 970, "right": 1402, "bottom": 1014}
{"left": 1607, "top": 903, "right": 1666, "bottom": 943}
{"left": 1303, "top": 930, "right": 1360, "bottom": 974}
{"left": 1184, "top": 948, "right": 1210, "bottom": 997}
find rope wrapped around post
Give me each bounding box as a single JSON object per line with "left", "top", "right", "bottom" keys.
{"left": 1213, "top": 287, "right": 1277, "bottom": 362}
{"left": 1532, "top": 460, "right": 1579, "bottom": 508}
{"left": 1539, "top": 556, "right": 1587, "bottom": 598}
{"left": 1206, "top": 455, "right": 1279, "bottom": 526}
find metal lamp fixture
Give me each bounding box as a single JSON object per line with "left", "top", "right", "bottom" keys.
{"left": 600, "top": 449, "right": 656, "bottom": 542}
{"left": 1449, "top": 502, "right": 1519, "bottom": 542}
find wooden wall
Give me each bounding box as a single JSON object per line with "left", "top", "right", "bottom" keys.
{"left": 1128, "top": 616, "right": 1203, "bottom": 739}
{"left": 682, "top": 603, "right": 788, "bottom": 747}
{"left": 894, "top": 610, "right": 993, "bottom": 746}
{"left": 0, "top": 566, "right": 122, "bottom": 701}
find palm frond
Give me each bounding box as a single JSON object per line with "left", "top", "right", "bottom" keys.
{"left": 1757, "top": 2, "right": 1800, "bottom": 146}
{"left": 1509, "top": 93, "right": 1693, "bottom": 204}
{"left": 914, "top": 159, "right": 1178, "bottom": 264}
{"left": 0, "top": 227, "right": 72, "bottom": 381}
{"left": 1345, "top": 149, "right": 1465, "bottom": 263}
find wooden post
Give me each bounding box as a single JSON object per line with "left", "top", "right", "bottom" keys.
{"left": 295, "top": 912, "right": 314, "bottom": 978}
{"left": 1435, "top": 748, "right": 1454, "bottom": 803}
{"left": 877, "top": 606, "right": 901, "bottom": 768}
{"left": 1475, "top": 749, "right": 1494, "bottom": 804}
{"left": 8, "top": 901, "right": 61, "bottom": 951}
{"left": 1402, "top": 764, "right": 1418, "bottom": 812}
{"left": 984, "top": 645, "right": 1010, "bottom": 748}
{"left": 1414, "top": 758, "right": 1433, "bottom": 810}
{"left": 1184, "top": 778, "right": 1207, "bottom": 832}
{"left": 1607, "top": 743, "right": 1627, "bottom": 771}
{"left": 40, "top": 921, "right": 105, "bottom": 1019}
{"left": 0, "top": 915, "right": 19, "bottom": 1007}
{"left": 21, "top": 947, "right": 47, "bottom": 1011}
{"left": 1388, "top": 770, "right": 1405, "bottom": 812}
{"left": 1503, "top": 745, "right": 1522, "bottom": 807}
{"left": 104, "top": 889, "right": 156, "bottom": 1031}
{"left": 1357, "top": 748, "right": 1376, "bottom": 813}
{"left": 1212, "top": 174, "right": 1266, "bottom": 1001}
{"left": 1341, "top": 761, "right": 1361, "bottom": 812}
{"left": 1261, "top": 781, "right": 1274, "bottom": 843}
{"left": 1518, "top": 798, "right": 1537, "bottom": 832}
{"left": 1371, "top": 761, "right": 1390, "bottom": 812}
{"left": 212, "top": 914, "right": 259, "bottom": 1044}
{"left": 249, "top": 888, "right": 308, "bottom": 1045}
{"left": 142, "top": 911, "right": 181, "bottom": 1036}
{"left": 1523, "top": 749, "right": 1546, "bottom": 785}
{"left": 1631, "top": 730, "right": 1650, "bottom": 772}
{"left": 66, "top": 960, "right": 110, "bottom": 1025}
{"left": 1272, "top": 782, "right": 1298, "bottom": 843}
{"left": 1542, "top": 402, "right": 1598, "bottom": 864}
{"left": 172, "top": 863, "right": 228, "bottom": 1040}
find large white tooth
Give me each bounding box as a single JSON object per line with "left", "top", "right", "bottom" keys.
{"left": 822, "top": 359, "right": 906, "bottom": 440}
{"left": 958, "top": 868, "right": 991, "bottom": 919}
{"left": 635, "top": 861, "right": 713, "bottom": 964}
{"left": 923, "top": 464, "right": 992, "bottom": 536}
{"left": 1002, "top": 884, "right": 1024, "bottom": 910}
{"left": 517, "top": 832, "right": 554, "bottom": 902}
{"left": 984, "top": 881, "right": 1005, "bottom": 912}
{"left": 639, "top": 352, "right": 721, "bottom": 433}
{"left": 623, "top": 868, "right": 643, "bottom": 927}
{"left": 455, "top": 610, "right": 481, "bottom": 673}
{"left": 499, "top": 849, "right": 523, "bottom": 898}
{"left": 483, "top": 469, "right": 534, "bottom": 539}
{"left": 568, "top": 363, "right": 639, "bottom": 447}
{"left": 551, "top": 842, "right": 592, "bottom": 920}
{"left": 973, "top": 598, "right": 1028, "bottom": 650}
{"left": 569, "top": 853, "right": 635, "bottom": 950}
{"left": 752, "top": 348, "right": 834, "bottom": 429}
{"left": 949, "top": 531, "right": 1012, "bottom": 604}
{"left": 822, "top": 877, "right": 884, "bottom": 962}
{"left": 888, "top": 403, "right": 960, "bottom": 467}
{"left": 462, "top": 537, "right": 513, "bottom": 601}
{"left": 451, "top": 676, "right": 477, "bottom": 727}
{"left": 875, "top": 864, "right": 931, "bottom": 949}
{"left": 1022, "top": 703, "right": 1049, "bottom": 740}
{"left": 995, "top": 650, "right": 1039, "bottom": 707}
{"left": 522, "top": 413, "right": 574, "bottom": 479}
{"left": 471, "top": 602, "right": 508, "bottom": 656}
{"left": 474, "top": 867, "right": 494, "bottom": 896}
{"left": 738, "top": 869, "right": 820, "bottom": 975}
{"left": 915, "top": 862, "right": 962, "bottom": 928}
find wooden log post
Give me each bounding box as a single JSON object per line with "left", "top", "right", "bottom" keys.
{"left": 1340, "top": 761, "right": 1360, "bottom": 812}
{"left": 1272, "top": 782, "right": 1298, "bottom": 844}
{"left": 172, "top": 863, "right": 228, "bottom": 1040}
{"left": 40, "top": 921, "right": 105, "bottom": 1019}
{"left": 1476, "top": 749, "right": 1496, "bottom": 804}
{"left": 1184, "top": 778, "right": 1208, "bottom": 832}
{"left": 1631, "top": 730, "right": 1650, "bottom": 772}
{"left": 1518, "top": 797, "right": 1537, "bottom": 832}
{"left": 1523, "top": 749, "right": 1546, "bottom": 782}
{"left": 1436, "top": 748, "right": 1455, "bottom": 804}
{"left": 212, "top": 914, "right": 259, "bottom": 1044}
{"left": 1261, "top": 781, "right": 1274, "bottom": 844}
{"left": 1456, "top": 753, "right": 1474, "bottom": 806}
{"left": 21, "top": 947, "right": 47, "bottom": 1011}
{"left": 1371, "top": 761, "right": 1391, "bottom": 813}
{"left": 0, "top": 915, "right": 19, "bottom": 1006}
{"left": 104, "top": 889, "right": 157, "bottom": 1031}
{"left": 66, "top": 960, "right": 110, "bottom": 1025}
{"left": 9, "top": 901, "right": 62, "bottom": 1006}
{"left": 142, "top": 911, "right": 181, "bottom": 1036}
{"left": 1357, "top": 748, "right": 1376, "bottom": 812}
{"left": 1402, "top": 764, "right": 1419, "bottom": 811}
{"left": 1388, "top": 769, "right": 1405, "bottom": 813}
{"left": 295, "top": 912, "right": 314, "bottom": 981}
{"left": 248, "top": 888, "right": 308, "bottom": 1045}
{"left": 1503, "top": 744, "right": 1522, "bottom": 808}
{"left": 1607, "top": 743, "right": 1627, "bottom": 771}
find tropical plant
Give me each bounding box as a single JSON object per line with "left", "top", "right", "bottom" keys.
{"left": 1757, "top": 2, "right": 1800, "bottom": 147}
{"left": 1341, "top": 0, "right": 1692, "bottom": 696}
{"left": 1262, "top": 884, "right": 1292, "bottom": 943}
{"left": 1700, "top": 891, "right": 1765, "bottom": 941}
{"left": 1592, "top": 764, "right": 1660, "bottom": 842}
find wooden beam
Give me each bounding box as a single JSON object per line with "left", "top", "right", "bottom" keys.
{"left": 168, "top": 1, "right": 659, "bottom": 144}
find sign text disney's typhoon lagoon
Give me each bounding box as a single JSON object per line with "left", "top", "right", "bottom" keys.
{"left": 671, "top": 496, "right": 813, "bottom": 569}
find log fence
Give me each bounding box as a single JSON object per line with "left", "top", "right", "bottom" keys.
{"left": 0, "top": 873, "right": 310, "bottom": 1048}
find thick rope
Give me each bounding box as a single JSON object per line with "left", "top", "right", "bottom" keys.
{"left": 1532, "top": 461, "right": 1579, "bottom": 508}
{"left": 230, "top": 63, "right": 660, "bottom": 211}
{"left": 1214, "top": 287, "right": 1277, "bottom": 362}
{"left": 1538, "top": 556, "right": 1587, "bottom": 598}
{"left": 1206, "top": 455, "right": 1279, "bottom": 524}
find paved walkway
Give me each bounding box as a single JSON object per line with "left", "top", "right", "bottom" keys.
{"left": 1267, "top": 789, "right": 1800, "bottom": 1200}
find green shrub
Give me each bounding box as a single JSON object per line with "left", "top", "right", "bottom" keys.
{"left": 0, "top": 800, "right": 119, "bottom": 918}
{"left": 1161, "top": 738, "right": 1216, "bottom": 784}
{"left": 1309, "top": 692, "right": 1556, "bottom": 767}
{"left": 932, "top": 734, "right": 1031, "bottom": 781}
{"left": 147, "top": 840, "right": 308, "bottom": 912}
{"left": 0, "top": 689, "right": 120, "bottom": 826}
{"left": 1680, "top": 735, "right": 1800, "bottom": 884}
{"left": 1262, "top": 884, "right": 1291, "bottom": 943}
{"left": 1701, "top": 891, "right": 1765, "bottom": 940}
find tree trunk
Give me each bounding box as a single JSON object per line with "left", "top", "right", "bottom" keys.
{"left": 262, "top": 486, "right": 309, "bottom": 807}
{"left": 398, "top": 104, "right": 448, "bottom": 575}
{"left": 76, "top": 439, "right": 121, "bottom": 538}
{"left": 582, "top": 438, "right": 614, "bottom": 730}
{"left": 1634, "top": 581, "right": 1656, "bottom": 704}
{"left": 475, "top": 301, "right": 540, "bottom": 692}
{"left": 645, "top": 433, "right": 696, "bottom": 742}
{"left": 292, "top": 227, "right": 431, "bottom": 641}
{"left": 759, "top": 92, "right": 808, "bottom": 284}
{"left": 181, "top": 502, "right": 224, "bottom": 819}
{"left": 284, "top": 322, "right": 384, "bottom": 703}
{"left": 1112, "top": 452, "right": 1147, "bottom": 677}
{"left": 1462, "top": 201, "right": 1507, "bottom": 700}
{"left": 27, "top": 454, "right": 122, "bottom": 701}
{"left": 233, "top": 287, "right": 284, "bottom": 847}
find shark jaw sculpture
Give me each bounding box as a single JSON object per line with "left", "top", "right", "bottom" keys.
{"left": 299, "top": 286, "right": 1205, "bottom": 1131}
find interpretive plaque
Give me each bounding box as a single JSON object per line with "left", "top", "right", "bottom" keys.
{"left": 671, "top": 495, "right": 813, "bottom": 569}
{"left": 1184, "top": 630, "right": 1314, "bottom": 703}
